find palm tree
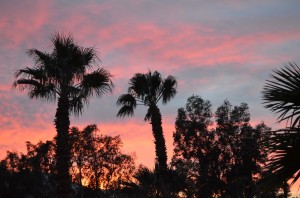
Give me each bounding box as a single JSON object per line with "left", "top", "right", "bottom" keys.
{"left": 116, "top": 71, "right": 177, "bottom": 176}
{"left": 262, "top": 62, "right": 300, "bottom": 188}
{"left": 13, "top": 33, "right": 113, "bottom": 198}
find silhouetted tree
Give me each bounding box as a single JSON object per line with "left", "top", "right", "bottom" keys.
{"left": 25, "top": 140, "right": 56, "bottom": 174}
{"left": 215, "top": 100, "right": 271, "bottom": 197}
{"left": 172, "top": 95, "right": 222, "bottom": 197}
{"left": 69, "top": 124, "right": 136, "bottom": 196}
{"left": 13, "top": 33, "right": 113, "bottom": 197}
{"left": 69, "top": 125, "right": 95, "bottom": 197}
{"left": 0, "top": 150, "right": 55, "bottom": 197}
{"left": 172, "top": 96, "right": 272, "bottom": 197}
{"left": 262, "top": 62, "right": 300, "bottom": 189}
{"left": 116, "top": 71, "right": 177, "bottom": 188}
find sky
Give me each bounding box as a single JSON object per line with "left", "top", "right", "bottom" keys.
{"left": 1, "top": 0, "right": 300, "bottom": 180}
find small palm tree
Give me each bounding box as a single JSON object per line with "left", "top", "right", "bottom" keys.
{"left": 13, "top": 33, "right": 113, "bottom": 198}
{"left": 116, "top": 71, "right": 177, "bottom": 176}
{"left": 262, "top": 62, "right": 300, "bottom": 188}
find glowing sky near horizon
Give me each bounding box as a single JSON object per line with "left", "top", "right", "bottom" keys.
{"left": 1, "top": 0, "right": 300, "bottom": 172}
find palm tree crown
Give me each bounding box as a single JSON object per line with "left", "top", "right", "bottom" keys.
{"left": 13, "top": 33, "right": 113, "bottom": 115}
{"left": 117, "top": 70, "right": 176, "bottom": 120}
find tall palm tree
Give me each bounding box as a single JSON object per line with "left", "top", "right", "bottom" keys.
{"left": 116, "top": 71, "right": 177, "bottom": 176}
{"left": 262, "top": 62, "right": 300, "bottom": 188}
{"left": 13, "top": 33, "right": 113, "bottom": 198}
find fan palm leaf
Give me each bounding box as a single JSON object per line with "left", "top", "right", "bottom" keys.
{"left": 261, "top": 62, "right": 300, "bottom": 190}
{"left": 262, "top": 62, "right": 300, "bottom": 127}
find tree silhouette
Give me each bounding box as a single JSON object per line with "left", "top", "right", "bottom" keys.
{"left": 69, "top": 124, "right": 136, "bottom": 196}
{"left": 262, "top": 62, "right": 300, "bottom": 188}
{"left": 13, "top": 33, "right": 113, "bottom": 198}
{"left": 172, "top": 96, "right": 272, "bottom": 197}
{"left": 215, "top": 100, "right": 271, "bottom": 197}
{"left": 172, "top": 95, "right": 222, "bottom": 197}
{"left": 116, "top": 71, "right": 177, "bottom": 182}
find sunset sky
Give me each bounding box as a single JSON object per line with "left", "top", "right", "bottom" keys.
{"left": 1, "top": 0, "right": 300, "bottom": 175}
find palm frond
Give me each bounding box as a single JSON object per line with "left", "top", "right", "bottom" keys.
{"left": 80, "top": 68, "right": 113, "bottom": 98}
{"left": 26, "top": 49, "right": 52, "bottom": 69}
{"left": 13, "top": 79, "right": 56, "bottom": 101}
{"left": 116, "top": 94, "right": 137, "bottom": 117}
{"left": 161, "top": 75, "right": 177, "bottom": 104}
{"left": 261, "top": 128, "right": 300, "bottom": 189}
{"left": 81, "top": 47, "right": 99, "bottom": 67}
{"left": 28, "top": 84, "right": 56, "bottom": 101}
{"left": 13, "top": 79, "right": 41, "bottom": 91}
{"left": 148, "top": 71, "right": 162, "bottom": 98}
{"left": 69, "top": 96, "right": 84, "bottom": 116}
{"left": 129, "top": 73, "right": 148, "bottom": 98}
{"left": 262, "top": 62, "right": 300, "bottom": 127}
{"left": 14, "top": 67, "right": 46, "bottom": 80}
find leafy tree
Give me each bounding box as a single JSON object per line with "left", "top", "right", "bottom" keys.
{"left": 172, "top": 96, "right": 272, "bottom": 197}
{"left": 13, "top": 33, "right": 113, "bottom": 197}
{"left": 0, "top": 150, "right": 56, "bottom": 197}
{"left": 25, "top": 140, "right": 56, "bottom": 174}
{"left": 262, "top": 62, "right": 300, "bottom": 190}
{"left": 69, "top": 124, "right": 136, "bottom": 196}
{"left": 215, "top": 100, "right": 271, "bottom": 197}
{"left": 116, "top": 71, "right": 177, "bottom": 186}
{"left": 70, "top": 125, "right": 95, "bottom": 197}
{"left": 172, "top": 95, "right": 222, "bottom": 197}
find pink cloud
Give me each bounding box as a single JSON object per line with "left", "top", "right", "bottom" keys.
{"left": 0, "top": 0, "right": 51, "bottom": 49}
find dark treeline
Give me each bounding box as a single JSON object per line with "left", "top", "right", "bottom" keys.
{"left": 5, "top": 33, "right": 300, "bottom": 197}
{"left": 0, "top": 125, "right": 136, "bottom": 197}
{"left": 0, "top": 98, "right": 291, "bottom": 197}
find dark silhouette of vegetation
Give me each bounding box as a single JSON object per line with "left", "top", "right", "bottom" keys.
{"left": 116, "top": 70, "right": 177, "bottom": 191}
{"left": 69, "top": 124, "right": 136, "bottom": 197}
{"left": 172, "top": 95, "right": 277, "bottom": 197}
{"left": 0, "top": 125, "right": 136, "bottom": 198}
{"left": 123, "top": 164, "right": 185, "bottom": 198}
{"left": 172, "top": 95, "right": 220, "bottom": 197}
{"left": 262, "top": 62, "right": 300, "bottom": 190}
{"left": 13, "top": 33, "right": 113, "bottom": 197}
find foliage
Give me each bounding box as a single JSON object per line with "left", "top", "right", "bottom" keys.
{"left": 172, "top": 95, "right": 221, "bottom": 197}
{"left": 172, "top": 95, "right": 274, "bottom": 197}
{"left": 0, "top": 125, "right": 135, "bottom": 198}
{"left": 69, "top": 124, "right": 136, "bottom": 192}
{"left": 124, "top": 165, "right": 185, "bottom": 198}
{"left": 262, "top": 62, "right": 300, "bottom": 189}
{"left": 0, "top": 149, "right": 56, "bottom": 197}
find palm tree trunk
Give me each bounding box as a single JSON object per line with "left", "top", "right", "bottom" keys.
{"left": 55, "top": 95, "right": 71, "bottom": 198}
{"left": 150, "top": 105, "right": 168, "bottom": 174}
